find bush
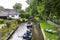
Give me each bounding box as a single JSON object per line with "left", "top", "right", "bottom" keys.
{"left": 0, "top": 19, "right": 4, "bottom": 24}
{"left": 20, "top": 18, "right": 23, "bottom": 22}
{"left": 24, "top": 18, "right": 28, "bottom": 22}
{"left": 20, "top": 18, "right": 28, "bottom": 22}
{"left": 6, "top": 21, "right": 11, "bottom": 28}
{"left": 16, "top": 19, "right": 21, "bottom": 24}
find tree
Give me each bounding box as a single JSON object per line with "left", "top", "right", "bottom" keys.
{"left": 26, "top": 0, "right": 60, "bottom": 40}
{"left": 26, "top": 0, "right": 31, "bottom": 5}
{"left": 13, "top": 3, "right": 22, "bottom": 12}
{"left": 0, "top": 6, "right": 4, "bottom": 10}
{"left": 25, "top": 6, "right": 30, "bottom": 12}
{"left": 20, "top": 10, "right": 25, "bottom": 13}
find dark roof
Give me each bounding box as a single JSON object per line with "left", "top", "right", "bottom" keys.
{"left": 0, "top": 9, "right": 19, "bottom": 16}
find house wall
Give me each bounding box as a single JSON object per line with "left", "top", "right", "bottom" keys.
{"left": 9, "top": 14, "right": 20, "bottom": 19}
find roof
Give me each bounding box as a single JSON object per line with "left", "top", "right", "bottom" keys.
{"left": 0, "top": 11, "right": 8, "bottom": 16}
{"left": 5, "top": 9, "right": 19, "bottom": 15}
{"left": 0, "top": 9, "right": 19, "bottom": 16}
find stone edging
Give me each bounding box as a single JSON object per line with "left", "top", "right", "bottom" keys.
{"left": 6, "top": 25, "right": 19, "bottom": 40}
{"left": 40, "top": 24, "right": 46, "bottom": 40}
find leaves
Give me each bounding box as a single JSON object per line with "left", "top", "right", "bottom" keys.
{"left": 13, "top": 3, "right": 22, "bottom": 10}
{"left": 13, "top": 3, "right": 22, "bottom": 13}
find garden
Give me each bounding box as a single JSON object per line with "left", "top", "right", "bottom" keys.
{"left": 0, "top": 19, "right": 18, "bottom": 40}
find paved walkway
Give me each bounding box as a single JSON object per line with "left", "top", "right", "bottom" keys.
{"left": 9, "top": 23, "right": 27, "bottom": 40}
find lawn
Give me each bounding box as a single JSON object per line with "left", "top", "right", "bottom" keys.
{"left": 40, "top": 22, "right": 58, "bottom": 40}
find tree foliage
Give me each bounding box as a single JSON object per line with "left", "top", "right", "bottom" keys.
{"left": 0, "top": 6, "right": 4, "bottom": 10}
{"left": 26, "top": 0, "right": 60, "bottom": 20}
{"left": 13, "top": 3, "right": 22, "bottom": 13}
{"left": 26, "top": 0, "right": 60, "bottom": 39}
{"left": 13, "top": 3, "right": 22, "bottom": 10}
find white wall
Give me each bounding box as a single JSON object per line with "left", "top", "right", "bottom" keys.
{"left": 9, "top": 14, "right": 20, "bottom": 19}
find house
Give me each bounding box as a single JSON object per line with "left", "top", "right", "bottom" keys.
{"left": 0, "top": 9, "right": 20, "bottom": 19}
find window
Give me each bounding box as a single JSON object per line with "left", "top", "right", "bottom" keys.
{"left": 12, "top": 15, "right": 14, "bottom": 17}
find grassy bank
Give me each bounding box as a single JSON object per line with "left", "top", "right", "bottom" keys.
{"left": 41, "top": 22, "right": 58, "bottom": 40}
{"left": 0, "top": 20, "right": 18, "bottom": 40}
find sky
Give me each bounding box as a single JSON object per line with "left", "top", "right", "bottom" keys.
{"left": 0, "top": 0, "right": 29, "bottom": 10}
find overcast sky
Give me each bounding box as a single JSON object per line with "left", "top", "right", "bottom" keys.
{"left": 0, "top": 0, "right": 29, "bottom": 10}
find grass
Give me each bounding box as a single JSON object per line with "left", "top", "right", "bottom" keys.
{"left": 41, "top": 22, "right": 58, "bottom": 40}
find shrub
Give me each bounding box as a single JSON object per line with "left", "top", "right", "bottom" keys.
{"left": 6, "top": 21, "right": 11, "bottom": 28}
{"left": 0, "top": 19, "right": 4, "bottom": 24}
{"left": 24, "top": 18, "right": 28, "bottom": 22}
{"left": 20, "top": 18, "right": 24, "bottom": 22}
{"left": 20, "top": 18, "right": 28, "bottom": 22}
{"left": 16, "top": 19, "right": 21, "bottom": 24}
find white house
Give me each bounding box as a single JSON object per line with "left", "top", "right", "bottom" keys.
{"left": 0, "top": 9, "right": 20, "bottom": 19}
{"left": 8, "top": 14, "right": 20, "bottom": 19}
